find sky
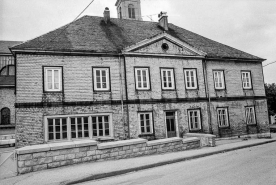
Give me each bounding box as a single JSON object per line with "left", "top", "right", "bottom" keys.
{"left": 0, "top": 0, "right": 275, "bottom": 83}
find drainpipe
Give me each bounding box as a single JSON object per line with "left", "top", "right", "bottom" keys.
{"left": 203, "top": 59, "right": 213, "bottom": 134}
{"left": 120, "top": 53, "right": 130, "bottom": 139}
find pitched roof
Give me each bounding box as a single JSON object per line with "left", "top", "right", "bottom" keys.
{"left": 0, "top": 41, "right": 22, "bottom": 54}
{"left": 0, "top": 76, "right": 15, "bottom": 86}
{"left": 11, "top": 16, "right": 263, "bottom": 60}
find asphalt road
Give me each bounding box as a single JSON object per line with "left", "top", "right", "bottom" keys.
{"left": 81, "top": 142, "right": 276, "bottom": 185}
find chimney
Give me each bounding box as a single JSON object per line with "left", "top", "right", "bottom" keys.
{"left": 103, "top": 7, "right": 110, "bottom": 23}
{"left": 158, "top": 11, "right": 168, "bottom": 31}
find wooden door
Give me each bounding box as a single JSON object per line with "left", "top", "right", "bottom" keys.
{"left": 166, "top": 112, "right": 176, "bottom": 138}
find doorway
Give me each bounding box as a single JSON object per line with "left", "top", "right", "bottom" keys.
{"left": 166, "top": 112, "right": 176, "bottom": 138}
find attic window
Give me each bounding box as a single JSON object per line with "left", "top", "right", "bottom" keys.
{"left": 161, "top": 43, "right": 169, "bottom": 51}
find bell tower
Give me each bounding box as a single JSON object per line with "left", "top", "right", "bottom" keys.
{"left": 115, "top": 0, "right": 142, "bottom": 21}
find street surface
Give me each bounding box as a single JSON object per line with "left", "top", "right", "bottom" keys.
{"left": 82, "top": 142, "right": 276, "bottom": 185}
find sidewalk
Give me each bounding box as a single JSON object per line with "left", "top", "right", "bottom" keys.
{"left": 1, "top": 134, "right": 276, "bottom": 185}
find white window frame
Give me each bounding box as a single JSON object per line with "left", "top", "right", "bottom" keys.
{"left": 241, "top": 71, "right": 252, "bottom": 89}
{"left": 135, "top": 68, "right": 150, "bottom": 90}
{"left": 44, "top": 67, "right": 62, "bottom": 92}
{"left": 217, "top": 108, "right": 229, "bottom": 128}
{"left": 213, "top": 71, "right": 225, "bottom": 90}
{"left": 93, "top": 68, "right": 110, "bottom": 91}
{"left": 245, "top": 107, "right": 256, "bottom": 125}
{"left": 184, "top": 69, "right": 198, "bottom": 89}
{"left": 128, "top": 4, "right": 135, "bottom": 19}
{"left": 188, "top": 109, "right": 201, "bottom": 131}
{"left": 161, "top": 68, "right": 175, "bottom": 90}
{"left": 138, "top": 112, "right": 153, "bottom": 134}
{"left": 44, "top": 113, "right": 113, "bottom": 142}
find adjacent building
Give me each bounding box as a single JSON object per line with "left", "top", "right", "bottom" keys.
{"left": 0, "top": 41, "right": 21, "bottom": 128}
{"left": 10, "top": 0, "right": 270, "bottom": 148}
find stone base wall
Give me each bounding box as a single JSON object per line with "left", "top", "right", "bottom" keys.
{"left": 16, "top": 137, "right": 200, "bottom": 174}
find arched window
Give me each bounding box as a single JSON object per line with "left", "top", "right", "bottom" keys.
{"left": 0, "top": 65, "right": 15, "bottom": 76}
{"left": 119, "top": 7, "right": 122, "bottom": 19}
{"left": 1, "top": 107, "right": 10, "bottom": 125}
{"left": 128, "top": 4, "right": 135, "bottom": 19}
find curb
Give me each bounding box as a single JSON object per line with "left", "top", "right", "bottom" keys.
{"left": 64, "top": 139, "right": 276, "bottom": 185}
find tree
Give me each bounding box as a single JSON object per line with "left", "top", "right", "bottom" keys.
{"left": 265, "top": 83, "right": 276, "bottom": 115}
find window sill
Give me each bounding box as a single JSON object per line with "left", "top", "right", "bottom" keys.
{"left": 218, "top": 126, "right": 230, "bottom": 129}
{"left": 93, "top": 90, "right": 111, "bottom": 93}
{"left": 43, "top": 91, "right": 63, "bottom": 93}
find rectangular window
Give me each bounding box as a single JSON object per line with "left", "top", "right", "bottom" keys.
{"left": 46, "top": 114, "right": 112, "bottom": 142}
{"left": 44, "top": 67, "right": 62, "bottom": 92}
{"left": 217, "top": 108, "right": 229, "bottom": 127}
{"left": 213, "top": 71, "right": 225, "bottom": 89}
{"left": 93, "top": 68, "right": 110, "bottom": 91}
{"left": 92, "top": 115, "right": 110, "bottom": 137}
{"left": 161, "top": 68, "right": 175, "bottom": 90}
{"left": 245, "top": 107, "right": 256, "bottom": 125}
{"left": 188, "top": 110, "right": 201, "bottom": 131}
{"left": 184, "top": 69, "right": 198, "bottom": 89}
{"left": 138, "top": 112, "right": 153, "bottom": 134}
{"left": 242, "top": 71, "right": 252, "bottom": 89}
{"left": 135, "top": 68, "right": 150, "bottom": 90}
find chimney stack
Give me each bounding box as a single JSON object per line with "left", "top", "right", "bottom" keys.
{"left": 158, "top": 11, "right": 168, "bottom": 31}
{"left": 103, "top": 7, "right": 110, "bottom": 23}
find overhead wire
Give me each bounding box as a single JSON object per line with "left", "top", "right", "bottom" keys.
{"left": 34, "top": 0, "right": 95, "bottom": 53}
{"left": 263, "top": 61, "right": 276, "bottom": 67}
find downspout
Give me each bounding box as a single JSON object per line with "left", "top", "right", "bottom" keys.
{"left": 120, "top": 53, "right": 130, "bottom": 139}
{"left": 118, "top": 54, "right": 125, "bottom": 138}
{"left": 203, "top": 58, "right": 213, "bottom": 134}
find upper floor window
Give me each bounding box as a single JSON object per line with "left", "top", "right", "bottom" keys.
{"left": 241, "top": 71, "right": 252, "bottom": 89}
{"left": 0, "top": 65, "right": 15, "bottom": 76}
{"left": 128, "top": 4, "right": 135, "bottom": 19}
{"left": 184, "top": 69, "right": 198, "bottom": 89}
{"left": 213, "top": 70, "right": 225, "bottom": 90}
{"left": 44, "top": 67, "right": 62, "bottom": 92}
{"left": 245, "top": 106, "right": 256, "bottom": 125}
{"left": 93, "top": 68, "right": 110, "bottom": 91}
{"left": 119, "top": 7, "right": 122, "bottom": 19}
{"left": 161, "top": 68, "right": 175, "bottom": 90}
{"left": 188, "top": 109, "right": 201, "bottom": 131}
{"left": 217, "top": 108, "right": 229, "bottom": 128}
{"left": 138, "top": 112, "right": 153, "bottom": 134}
{"left": 135, "top": 68, "right": 150, "bottom": 90}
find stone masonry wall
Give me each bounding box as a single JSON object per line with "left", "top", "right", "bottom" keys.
{"left": 16, "top": 104, "right": 127, "bottom": 148}
{"left": 0, "top": 87, "right": 15, "bottom": 125}
{"left": 206, "top": 60, "right": 265, "bottom": 97}
{"left": 16, "top": 55, "right": 126, "bottom": 103}
{"left": 125, "top": 56, "right": 206, "bottom": 100}
{"left": 210, "top": 99, "right": 270, "bottom": 137}
{"left": 16, "top": 137, "right": 200, "bottom": 174}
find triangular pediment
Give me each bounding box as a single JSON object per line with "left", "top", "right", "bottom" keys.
{"left": 123, "top": 33, "right": 206, "bottom": 57}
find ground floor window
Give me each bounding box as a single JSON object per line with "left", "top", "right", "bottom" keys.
{"left": 188, "top": 109, "right": 201, "bottom": 131}
{"left": 245, "top": 107, "right": 256, "bottom": 125}
{"left": 138, "top": 112, "right": 153, "bottom": 134}
{"left": 0, "top": 107, "right": 10, "bottom": 125}
{"left": 45, "top": 114, "right": 112, "bottom": 142}
{"left": 217, "top": 108, "right": 229, "bottom": 127}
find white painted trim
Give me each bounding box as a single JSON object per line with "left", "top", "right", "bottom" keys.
{"left": 123, "top": 32, "right": 207, "bottom": 56}
{"left": 138, "top": 112, "right": 153, "bottom": 134}
{"left": 122, "top": 52, "right": 205, "bottom": 58}
{"left": 188, "top": 109, "right": 202, "bottom": 131}
{"left": 213, "top": 71, "right": 225, "bottom": 90}
{"left": 135, "top": 68, "right": 150, "bottom": 90}
{"left": 43, "top": 113, "right": 113, "bottom": 142}
{"left": 161, "top": 68, "right": 175, "bottom": 90}
{"left": 184, "top": 69, "right": 198, "bottom": 90}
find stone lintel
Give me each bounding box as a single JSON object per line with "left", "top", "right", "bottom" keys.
{"left": 73, "top": 140, "right": 98, "bottom": 147}
{"left": 147, "top": 137, "right": 183, "bottom": 146}
{"left": 184, "top": 133, "right": 216, "bottom": 138}
{"left": 16, "top": 144, "right": 50, "bottom": 155}
{"left": 98, "top": 138, "right": 147, "bottom": 149}
{"left": 182, "top": 137, "right": 200, "bottom": 143}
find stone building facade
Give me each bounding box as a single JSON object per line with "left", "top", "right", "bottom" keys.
{"left": 10, "top": 1, "right": 269, "bottom": 148}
